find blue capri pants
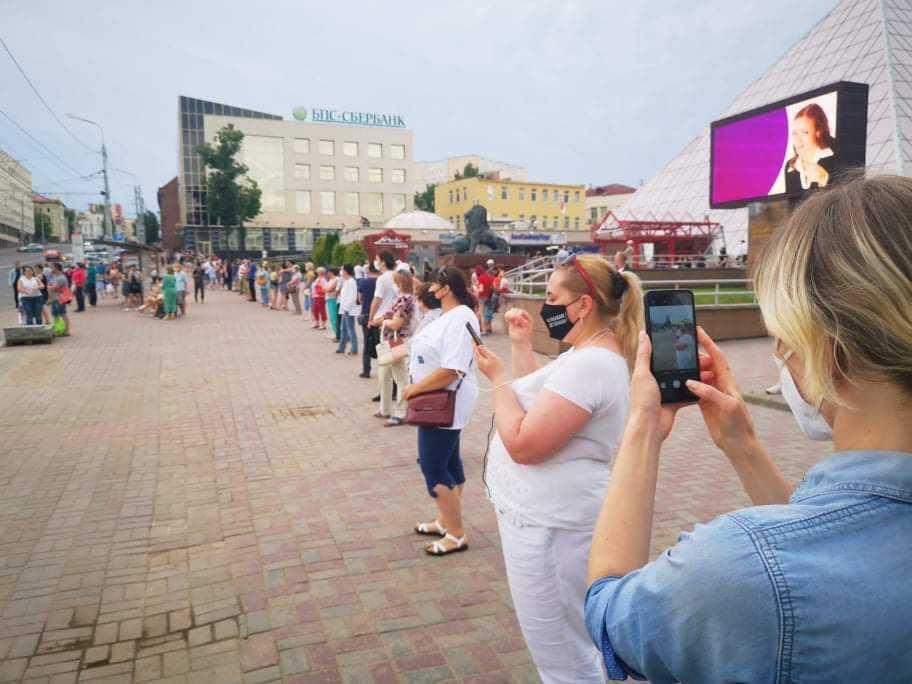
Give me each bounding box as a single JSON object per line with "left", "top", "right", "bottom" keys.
{"left": 417, "top": 426, "right": 466, "bottom": 497}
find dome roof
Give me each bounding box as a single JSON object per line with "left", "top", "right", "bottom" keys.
{"left": 383, "top": 211, "right": 455, "bottom": 231}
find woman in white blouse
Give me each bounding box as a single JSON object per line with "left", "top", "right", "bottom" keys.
{"left": 474, "top": 254, "right": 643, "bottom": 683}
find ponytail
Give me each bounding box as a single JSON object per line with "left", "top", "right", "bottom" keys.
{"left": 612, "top": 270, "right": 644, "bottom": 372}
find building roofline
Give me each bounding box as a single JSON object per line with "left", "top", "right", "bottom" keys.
{"left": 436, "top": 177, "right": 584, "bottom": 189}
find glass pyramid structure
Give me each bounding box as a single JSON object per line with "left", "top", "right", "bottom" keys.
{"left": 615, "top": 0, "right": 912, "bottom": 243}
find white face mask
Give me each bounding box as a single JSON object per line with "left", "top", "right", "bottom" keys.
{"left": 774, "top": 354, "right": 833, "bottom": 441}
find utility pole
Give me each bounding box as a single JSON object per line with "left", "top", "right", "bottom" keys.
{"left": 134, "top": 185, "right": 146, "bottom": 244}
{"left": 101, "top": 142, "right": 113, "bottom": 239}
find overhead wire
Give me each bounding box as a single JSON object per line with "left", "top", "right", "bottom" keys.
{"left": 0, "top": 33, "right": 95, "bottom": 153}
{"left": 0, "top": 109, "right": 90, "bottom": 179}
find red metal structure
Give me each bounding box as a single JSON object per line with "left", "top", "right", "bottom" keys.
{"left": 362, "top": 229, "right": 411, "bottom": 262}
{"left": 593, "top": 211, "right": 723, "bottom": 267}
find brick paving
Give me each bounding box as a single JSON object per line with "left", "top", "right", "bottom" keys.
{"left": 0, "top": 290, "right": 831, "bottom": 683}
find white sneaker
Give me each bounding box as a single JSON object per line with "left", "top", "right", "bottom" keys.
{"left": 765, "top": 383, "right": 781, "bottom": 395}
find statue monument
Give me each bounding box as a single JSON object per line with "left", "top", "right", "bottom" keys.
{"left": 450, "top": 205, "right": 510, "bottom": 254}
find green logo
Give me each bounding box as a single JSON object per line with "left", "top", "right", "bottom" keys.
{"left": 292, "top": 106, "right": 308, "bottom": 121}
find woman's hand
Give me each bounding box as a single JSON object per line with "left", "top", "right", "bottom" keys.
{"left": 685, "top": 327, "right": 758, "bottom": 455}
{"left": 401, "top": 385, "right": 417, "bottom": 401}
{"left": 474, "top": 345, "right": 507, "bottom": 385}
{"left": 504, "top": 308, "right": 534, "bottom": 345}
{"left": 628, "top": 332, "right": 682, "bottom": 441}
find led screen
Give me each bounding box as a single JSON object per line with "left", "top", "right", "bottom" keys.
{"left": 710, "top": 82, "right": 868, "bottom": 208}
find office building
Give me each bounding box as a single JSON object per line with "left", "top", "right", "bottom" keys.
{"left": 0, "top": 149, "right": 34, "bottom": 245}
{"left": 32, "top": 193, "right": 68, "bottom": 241}
{"left": 177, "top": 96, "right": 414, "bottom": 255}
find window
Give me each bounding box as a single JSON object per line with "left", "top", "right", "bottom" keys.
{"left": 392, "top": 193, "right": 406, "bottom": 214}
{"left": 530, "top": 215, "right": 537, "bottom": 228}
{"left": 295, "top": 191, "right": 311, "bottom": 214}
{"left": 391, "top": 169, "right": 406, "bottom": 184}
{"left": 294, "top": 164, "right": 310, "bottom": 180}
{"left": 531, "top": 189, "right": 537, "bottom": 202}
{"left": 589, "top": 207, "right": 599, "bottom": 222}
{"left": 241, "top": 135, "right": 286, "bottom": 211}
{"left": 449, "top": 190, "right": 454, "bottom": 204}
{"left": 368, "top": 168, "right": 383, "bottom": 183}
{"left": 343, "top": 166, "right": 359, "bottom": 182}
{"left": 501, "top": 186, "right": 508, "bottom": 200}
{"left": 390, "top": 144, "right": 405, "bottom": 160}
{"left": 564, "top": 216, "right": 570, "bottom": 229}
{"left": 320, "top": 191, "right": 335, "bottom": 215}
{"left": 553, "top": 189, "right": 559, "bottom": 203}
{"left": 343, "top": 141, "right": 358, "bottom": 157}
{"left": 271, "top": 229, "right": 288, "bottom": 250}
{"left": 519, "top": 214, "right": 525, "bottom": 220}
{"left": 245, "top": 229, "right": 264, "bottom": 250}
{"left": 462, "top": 187, "right": 467, "bottom": 201}
{"left": 486, "top": 185, "right": 494, "bottom": 200}
{"left": 563, "top": 191, "right": 570, "bottom": 204}
{"left": 574, "top": 217, "right": 580, "bottom": 230}
{"left": 294, "top": 229, "right": 311, "bottom": 249}
{"left": 319, "top": 139, "right": 334, "bottom": 155}
{"left": 519, "top": 187, "right": 525, "bottom": 201}
{"left": 345, "top": 192, "right": 359, "bottom": 215}
{"left": 368, "top": 192, "right": 383, "bottom": 215}
{"left": 320, "top": 165, "right": 335, "bottom": 181}
{"left": 293, "top": 138, "right": 309, "bottom": 154}
{"left": 368, "top": 143, "right": 382, "bottom": 158}
{"left": 574, "top": 191, "right": 581, "bottom": 203}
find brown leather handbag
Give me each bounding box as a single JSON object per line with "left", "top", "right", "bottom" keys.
{"left": 405, "top": 371, "right": 468, "bottom": 428}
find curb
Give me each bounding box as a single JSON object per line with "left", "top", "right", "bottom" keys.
{"left": 743, "top": 392, "right": 790, "bottom": 412}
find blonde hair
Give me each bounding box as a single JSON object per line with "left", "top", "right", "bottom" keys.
{"left": 393, "top": 269, "right": 413, "bottom": 293}
{"left": 557, "top": 254, "right": 644, "bottom": 370}
{"left": 754, "top": 173, "right": 912, "bottom": 406}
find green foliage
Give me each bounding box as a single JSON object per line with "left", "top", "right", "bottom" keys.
{"left": 197, "top": 124, "right": 262, "bottom": 247}
{"left": 414, "top": 183, "right": 435, "bottom": 212}
{"left": 311, "top": 232, "right": 339, "bottom": 267}
{"left": 343, "top": 241, "right": 367, "bottom": 265}
{"left": 330, "top": 242, "right": 347, "bottom": 266}
{"left": 141, "top": 210, "right": 160, "bottom": 245}
{"left": 64, "top": 208, "right": 76, "bottom": 236}
{"left": 454, "top": 162, "right": 479, "bottom": 180}
{"left": 33, "top": 210, "right": 52, "bottom": 242}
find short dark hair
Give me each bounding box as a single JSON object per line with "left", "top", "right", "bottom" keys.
{"left": 343, "top": 263, "right": 354, "bottom": 277}
{"left": 52, "top": 262, "right": 63, "bottom": 271}
{"left": 368, "top": 261, "right": 379, "bottom": 274}
{"left": 378, "top": 251, "right": 396, "bottom": 270}
{"left": 416, "top": 281, "right": 441, "bottom": 310}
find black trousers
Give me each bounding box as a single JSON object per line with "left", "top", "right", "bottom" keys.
{"left": 248, "top": 278, "right": 256, "bottom": 301}
{"left": 361, "top": 319, "right": 380, "bottom": 375}
{"left": 12, "top": 277, "right": 19, "bottom": 308}
{"left": 194, "top": 282, "right": 205, "bottom": 302}
{"left": 87, "top": 284, "right": 97, "bottom": 307}
{"left": 75, "top": 286, "right": 85, "bottom": 311}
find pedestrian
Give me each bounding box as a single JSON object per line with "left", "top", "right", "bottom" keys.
{"left": 162, "top": 265, "right": 177, "bottom": 320}
{"left": 47, "top": 262, "right": 72, "bottom": 336}
{"left": 247, "top": 260, "right": 257, "bottom": 302}
{"left": 288, "top": 264, "right": 303, "bottom": 315}
{"left": 121, "top": 265, "right": 132, "bottom": 305}
{"left": 174, "top": 261, "right": 187, "bottom": 315}
{"left": 71, "top": 262, "right": 87, "bottom": 312}
{"left": 376, "top": 270, "right": 416, "bottom": 426}
{"left": 357, "top": 262, "right": 379, "bottom": 379}
{"left": 303, "top": 262, "right": 315, "bottom": 319}
{"left": 311, "top": 267, "right": 327, "bottom": 328}
{"left": 268, "top": 263, "right": 279, "bottom": 308}
{"left": 474, "top": 264, "right": 495, "bottom": 335}
{"left": 35, "top": 262, "right": 50, "bottom": 324}
{"left": 256, "top": 265, "right": 270, "bottom": 307}
{"left": 239, "top": 259, "right": 249, "bottom": 296}
{"left": 193, "top": 261, "right": 206, "bottom": 303}
{"left": 85, "top": 262, "right": 97, "bottom": 307}
{"left": 367, "top": 251, "right": 399, "bottom": 338}
{"left": 414, "top": 281, "right": 442, "bottom": 333}
{"left": 16, "top": 265, "right": 43, "bottom": 325}
{"left": 402, "top": 266, "right": 479, "bottom": 556}
{"left": 585, "top": 174, "right": 912, "bottom": 682}
{"left": 9, "top": 260, "right": 21, "bottom": 310}
{"left": 325, "top": 267, "right": 340, "bottom": 340}
{"left": 275, "top": 261, "right": 292, "bottom": 311}
{"left": 335, "top": 264, "right": 359, "bottom": 355}
{"left": 473, "top": 254, "right": 643, "bottom": 683}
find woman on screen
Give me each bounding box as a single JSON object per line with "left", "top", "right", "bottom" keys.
{"left": 785, "top": 103, "right": 837, "bottom": 193}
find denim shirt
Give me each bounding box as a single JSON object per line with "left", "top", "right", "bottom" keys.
{"left": 585, "top": 451, "right": 912, "bottom": 683}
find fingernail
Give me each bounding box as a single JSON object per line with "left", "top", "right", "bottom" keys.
{"left": 685, "top": 379, "right": 697, "bottom": 387}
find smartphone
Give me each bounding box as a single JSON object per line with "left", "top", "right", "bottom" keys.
{"left": 644, "top": 290, "right": 700, "bottom": 404}
{"left": 465, "top": 321, "right": 484, "bottom": 346}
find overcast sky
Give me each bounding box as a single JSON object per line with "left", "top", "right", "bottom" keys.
{"left": 2, "top": 0, "right": 834, "bottom": 217}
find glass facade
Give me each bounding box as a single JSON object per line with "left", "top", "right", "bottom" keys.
{"left": 271, "top": 229, "right": 288, "bottom": 250}
{"left": 245, "top": 229, "right": 264, "bottom": 250}
{"left": 392, "top": 193, "right": 406, "bottom": 214}
{"left": 343, "top": 141, "right": 358, "bottom": 157}
{"left": 241, "top": 135, "right": 286, "bottom": 211}
{"left": 345, "top": 192, "right": 359, "bottom": 215}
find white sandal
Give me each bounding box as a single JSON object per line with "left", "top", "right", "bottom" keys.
{"left": 414, "top": 520, "right": 447, "bottom": 536}
{"left": 425, "top": 533, "right": 468, "bottom": 556}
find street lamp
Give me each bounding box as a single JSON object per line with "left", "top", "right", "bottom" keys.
{"left": 66, "top": 113, "right": 113, "bottom": 239}
{"left": 115, "top": 168, "right": 146, "bottom": 244}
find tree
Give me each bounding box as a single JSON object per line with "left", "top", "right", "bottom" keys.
{"left": 311, "top": 232, "right": 339, "bottom": 266}
{"left": 414, "top": 183, "right": 435, "bottom": 212}
{"left": 454, "top": 162, "right": 479, "bottom": 180}
{"left": 141, "top": 210, "right": 160, "bottom": 245}
{"left": 64, "top": 208, "right": 76, "bottom": 239}
{"left": 197, "top": 124, "right": 262, "bottom": 248}
{"left": 343, "top": 242, "right": 367, "bottom": 266}
{"left": 330, "top": 242, "right": 347, "bottom": 266}
{"left": 33, "top": 210, "right": 51, "bottom": 243}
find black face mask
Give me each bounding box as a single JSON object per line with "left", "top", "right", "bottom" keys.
{"left": 540, "top": 298, "right": 581, "bottom": 341}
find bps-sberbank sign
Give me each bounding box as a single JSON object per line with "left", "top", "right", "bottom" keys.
{"left": 292, "top": 106, "right": 405, "bottom": 128}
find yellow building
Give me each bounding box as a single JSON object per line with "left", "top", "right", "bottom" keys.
{"left": 435, "top": 176, "right": 587, "bottom": 233}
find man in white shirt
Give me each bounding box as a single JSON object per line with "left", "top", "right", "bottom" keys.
{"left": 369, "top": 251, "right": 400, "bottom": 328}
{"left": 336, "top": 264, "right": 360, "bottom": 355}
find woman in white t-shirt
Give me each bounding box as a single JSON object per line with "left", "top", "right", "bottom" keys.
{"left": 402, "top": 266, "right": 480, "bottom": 556}
{"left": 17, "top": 265, "right": 44, "bottom": 325}
{"left": 474, "top": 254, "right": 643, "bottom": 684}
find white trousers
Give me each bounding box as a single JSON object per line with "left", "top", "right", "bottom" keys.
{"left": 379, "top": 356, "right": 409, "bottom": 419}
{"left": 496, "top": 511, "right": 605, "bottom": 684}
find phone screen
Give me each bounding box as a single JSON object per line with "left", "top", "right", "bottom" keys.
{"left": 645, "top": 290, "right": 699, "bottom": 403}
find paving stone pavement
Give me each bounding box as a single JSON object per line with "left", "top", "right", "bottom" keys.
{"left": 0, "top": 290, "right": 831, "bottom": 683}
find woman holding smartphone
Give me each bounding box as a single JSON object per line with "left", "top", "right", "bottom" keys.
{"left": 586, "top": 175, "right": 912, "bottom": 682}
{"left": 473, "top": 254, "right": 642, "bottom": 683}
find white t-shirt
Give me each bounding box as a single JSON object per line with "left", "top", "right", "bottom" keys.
{"left": 407, "top": 305, "right": 479, "bottom": 431}
{"left": 339, "top": 277, "right": 359, "bottom": 315}
{"left": 485, "top": 346, "right": 630, "bottom": 530}
{"left": 18, "top": 276, "right": 41, "bottom": 297}
{"left": 675, "top": 333, "right": 695, "bottom": 369}
{"left": 373, "top": 270, "right": 399, "bottom": 317}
